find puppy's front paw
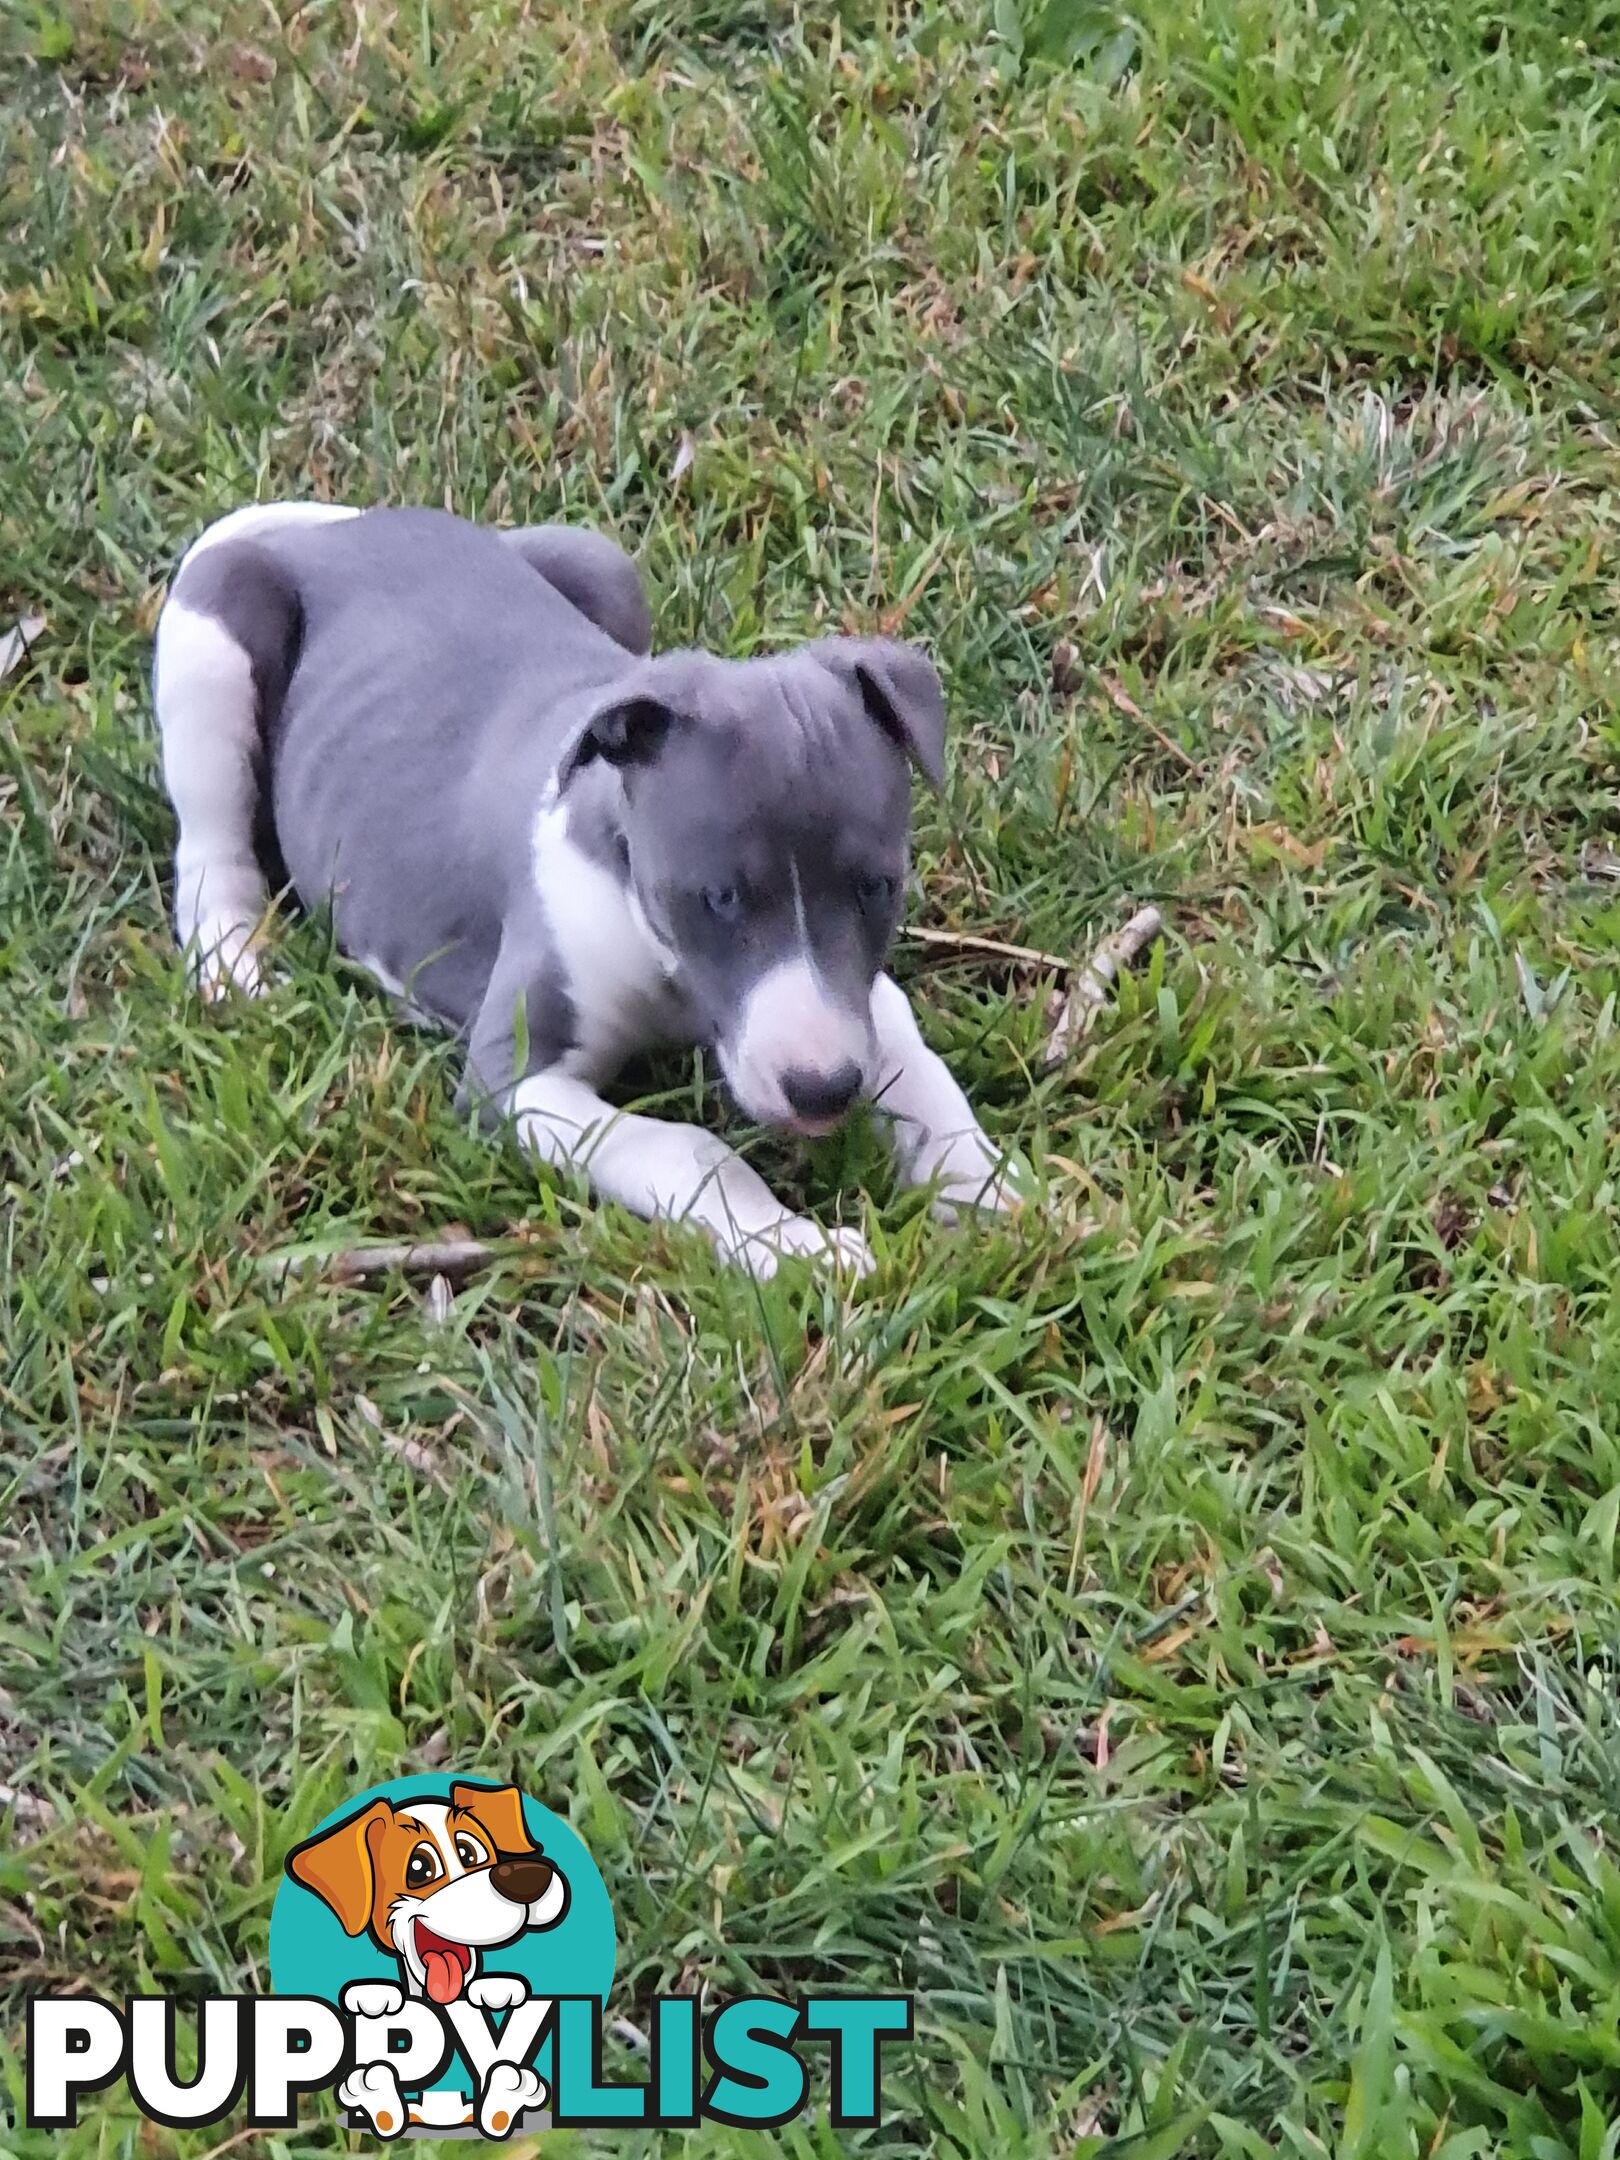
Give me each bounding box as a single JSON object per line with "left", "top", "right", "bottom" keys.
{"left": 188, "top": 921, "right": 267, "bottom": 1002}
{"left": 194, "top": 952, "right": 265, "bottom": 1002}
{"left": 467, "top": 1973, "right": 529, "bottom": 2012}
{"left": 479, "top": 2062, "right": 547, "bottom": 2137}
{"left": 931, "top": 1164, "right": 1023, "bottom": 1224}
{"left": 338, "top": 2062, "right": 407, "bottom": 2139}
{"left": 341, "top": 1980, "right": 406, "bottom": 2019}
{"left": 728, "top": 1215, "right": 875, "bottom": 1281}
{"left": 908, "top": 1131, "right": 1024, "bottom": 1223}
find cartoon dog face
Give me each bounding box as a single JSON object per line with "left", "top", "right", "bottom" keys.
{"left": 286, "top": 1782, "right": 570, "bottom": 2004}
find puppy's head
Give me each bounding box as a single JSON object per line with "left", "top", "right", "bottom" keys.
{"left": 285, "top": 1783, "right": 568, "bottom": 2004}
{"left": 559, "top": 636, "right": 945, "bottom": 1133}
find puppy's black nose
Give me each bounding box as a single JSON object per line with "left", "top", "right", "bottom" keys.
{"left": 490, "top": 1857, "right": 553, "bottom": 1904}
{"left": 782, "top": 1062, "right": 863, "bottom": 1123}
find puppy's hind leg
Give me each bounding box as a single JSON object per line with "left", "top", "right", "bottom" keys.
{"left": 152, "top": 541, "right": 298, "bottom": 998}
{"left": 501, "top": 525, "right": 652, "bottom": 655}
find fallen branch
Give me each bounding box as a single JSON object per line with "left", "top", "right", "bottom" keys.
{"left": 1044, "top": 905, "right": 1165, "bottom": 1066}
{"left": 271, "top": 1236, "right": 526, "bottom": 1285}
{"left": 330, "top": 1238, "right": 514, "bottom": 1283}
{"left": 907, "top": 925, "right": 1076, "bottom": 974}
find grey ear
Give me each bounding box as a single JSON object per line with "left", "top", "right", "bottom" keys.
{"left": 813, "top": 637, "right": 947, "bottom": 790}
{"left": 556, "top": 691, "right": 680, "bottom": 788}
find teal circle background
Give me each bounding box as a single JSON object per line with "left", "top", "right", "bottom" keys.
{"left": 268, "top": 1774, "right": 615, "bottom": 2098}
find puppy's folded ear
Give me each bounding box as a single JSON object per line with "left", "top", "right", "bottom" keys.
{"left": 285, "top": 1801, "right": 391, "bottom": 1935}
{"left": 812, "top": 637, "right": 946, "bottom": 791}
{"left": 556, "top": 690, "right": 681, "bottom": 788}
{"left": 451, "top": 1781, "right": 537, "bottom": 1858}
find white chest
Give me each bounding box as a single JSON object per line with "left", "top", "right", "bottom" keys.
{"left": 531, "top": 803, "right": 690, "bottom": 1079}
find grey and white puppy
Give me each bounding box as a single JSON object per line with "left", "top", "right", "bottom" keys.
{"left": 152, "top": 503, "right": 1015, "bottom": 1276}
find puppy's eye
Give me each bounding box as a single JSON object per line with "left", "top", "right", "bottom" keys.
{"left": 703, "top": 886, "right": 742, "bottom": 921}
{"left": 857, "top": 874, "right": 899, "bottom": 909}
{"left": 406, "top": 1844, "right": 442, "bottom": 1888}
{"left": 454, "top": 1835, "right": 487, "bottom": 1869}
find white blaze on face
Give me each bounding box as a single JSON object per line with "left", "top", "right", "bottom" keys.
{"left": 721, "top": 955, "right": 874, "bottom": 1127}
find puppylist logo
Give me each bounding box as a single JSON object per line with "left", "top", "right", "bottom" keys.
{"left": 24, "top": 1773, "right": 912, "bottom": 2138}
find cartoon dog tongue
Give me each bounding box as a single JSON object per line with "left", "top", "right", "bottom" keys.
{"left": 417, "top": 1929, "right": 469, "bottom": 2004}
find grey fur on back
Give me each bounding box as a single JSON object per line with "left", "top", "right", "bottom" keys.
{"left": 174, "top": 507, "right": 641, "bottom": 1059}
{"left": 154, "top": 500, "right": 1016, "bottom": 1277}
{"left": 170, "top": 504, "right": 942, "bottom": 1113}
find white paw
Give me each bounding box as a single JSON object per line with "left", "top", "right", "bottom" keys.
{"left": 340, "top": 1980, "right": 406, "bottom": 2018}
{"left": 479, "top": 2061, "right": 547, "bottom": 2137}
{"left": 909, "top": 1133, "right": 1024, "bottom": 1223}
{"left": 189, "top": 925, "right": 265, "bottom": 1001}
{"left": 338, "top": 2062, "right": 407, "bottom": 2139}
{"left": 467, "top": 1973, "right": 529, "bottom": 2012}
{"left": 728, "top": 1216, "right": 875, "bottom": 1281}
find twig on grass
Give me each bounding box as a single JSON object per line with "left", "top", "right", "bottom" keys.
{"left": 270, "top": 1236, "right": 525, "bottom": 1285}
{"left": 0, "top": 1782, "right": 54, "bottom": 1820}
{"left": 0, "top": 1782, "right": 56, "bottom": 1828}
{"left": 907, "top": 925, "right": 1077, "bottom": 973}
{"left": 909, "top": 908, "right": 1167, "bottom": 1062}
{"left": 1098, "top": 672, "right": 1202, "bottom": 773}
{"left": 328, "top": 1238, "right": 509, "bottom": 1283}
{"left": 1044, "top": 905, "right": 1165, "bottom": 1066}
{"left": 0, "top": 615, "right": 46, "bottom": 681}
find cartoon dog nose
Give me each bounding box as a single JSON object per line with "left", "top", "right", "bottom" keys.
{"left": 490, "top": 1857, "right": 553, "bottom": 1904}
{"left": 781, "top": 1061, "right": 862, "bottom": 1123}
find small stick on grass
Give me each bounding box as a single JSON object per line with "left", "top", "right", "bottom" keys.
{"left": 1044, "top": 905, "right": 1165, "bottom": 1066}
{"left": 1098, "top": 673, "right": 1202, "bottom": 774}
{"left": 0, "top": 1782, "right": 55, "bottom": 1823}
{"left": 907, "top": 925, "right": 1077, "bottom": 973}
{"left": 272, "top": 1237, "right": 521, "bottom": 1285}
{"left": 332, "top": 1238, "right": 512, "bottom": 1283}
{"left": 0, "top": 615, "right": 46, "bottom": 682}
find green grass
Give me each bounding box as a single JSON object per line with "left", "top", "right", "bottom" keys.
{"left": 5, "top": 0, "right": 1620, "bottom": 2152}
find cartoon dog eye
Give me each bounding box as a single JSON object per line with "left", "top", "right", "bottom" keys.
{"left": 454, "top": 1833, "right": 489, "bottom": 1869}
{"left": 406, "top": 1843, "right": 443, "bottom": 1889}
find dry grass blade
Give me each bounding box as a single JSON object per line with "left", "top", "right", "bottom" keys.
{"left": 1098, "top": 673, "right": 1202, "bottom": 772}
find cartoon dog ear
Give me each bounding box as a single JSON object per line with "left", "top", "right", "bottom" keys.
{"left": 285, "top": 1800, "right": 391, "bottom": 1936}
{"left": 451, "top": 1782, "right": 537, "bottom": 1858}
{"left": 812, "top": 636, "right": 947, "bottom": 792}
{"left": 555, "top": 692, "right": 682, "bottom": 788}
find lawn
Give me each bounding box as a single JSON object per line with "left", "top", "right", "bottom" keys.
{"left": 4, "top": 0, "right": 1620, "bottom": 2151}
